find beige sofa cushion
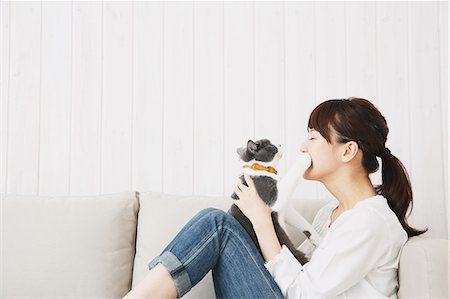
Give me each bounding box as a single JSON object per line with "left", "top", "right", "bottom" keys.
{"left": 398, "top": 236, "right": 449, "bottom": 299}
{"left": 132, "top": 191, "right": 230, "bottom": 299}
{"left": 1, "top": 192, "right": 139, "bottom": 298}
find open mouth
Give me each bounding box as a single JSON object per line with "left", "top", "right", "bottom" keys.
{"left": 307, "top": 156, "right": 313, "bottom": 168}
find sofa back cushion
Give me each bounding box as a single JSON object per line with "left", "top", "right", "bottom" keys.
{"left": 1, "top": 192, "right": 139, "bottom": 298}
{"left": 398, "top": 236, "right": 449, "bottom": 298}
{"left": 133, "top": 191, "right": 230, "bottom": 299}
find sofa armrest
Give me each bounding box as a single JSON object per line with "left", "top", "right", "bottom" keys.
{"left": 398, "top": 236, "right": 449, "bottom": 299}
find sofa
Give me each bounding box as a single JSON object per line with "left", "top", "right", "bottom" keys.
{"left": 2, "top": 191, "right": 448, "bottom": 298}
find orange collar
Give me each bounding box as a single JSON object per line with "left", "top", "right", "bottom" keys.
{"left": 243, "top": 163, "right": 278, "bottom": 175}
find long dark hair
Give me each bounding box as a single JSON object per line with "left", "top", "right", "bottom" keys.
{"left": 308, "top": 98, "right": 426, "bottom": 237}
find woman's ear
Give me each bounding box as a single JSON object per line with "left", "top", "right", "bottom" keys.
{"left": 341, "top": 141, "right": 359, "bottom": 162}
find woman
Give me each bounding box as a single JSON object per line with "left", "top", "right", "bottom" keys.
{"left": 124, "top": 98, "right": 426, "bottom": 299}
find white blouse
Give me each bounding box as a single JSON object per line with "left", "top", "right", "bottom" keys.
{"left": 265, "top": 195, "right": 408, "bottom": 298}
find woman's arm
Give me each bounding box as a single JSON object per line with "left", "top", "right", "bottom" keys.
{"left": 265, "top": 210, "right": 397, "bottom": 298}
{"left": 253, "top": 217, "right": 282, "bottom": 263}
{"left": 233, "top": 174, "right": 282, "bottom": 262}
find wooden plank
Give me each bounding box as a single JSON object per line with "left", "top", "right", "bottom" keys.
{"left": 439, "top": 0, "right": 448, "bottom": 216}
{"left": 101, "top": 1, "right": 133, "bottom": 194}
{"left": 1, "top": 1, "right": 10, "bottom": 194}
{"left": 193, "top": 2, "right": 224, "bottom": 196}
{"left": 70, "top": 1, "right": 102, "bottom": 195}
{"left": 38, "top": 2, "right": 72, "bottom": 195}
{"left": 315, "top": 2, "right": 346, "bottom": 199}
{"left": 163, "top": 2, "right": 194, "bottom": 195}
{"left": 254, "top": 2, "right": 284, "bottom": 155}
{"left": 7, "top": 2, "right": 41, "bottom": 194}
{"left": 315, "top": 2, "right": 346, "bottom": 101}
{"left": 408, "top": 1, "right": 446, "bottom": 238}
{"left": 345, "top": 1, "right": 377, "bottom": 102}
{"left": 375, "top": 2, "right": 411, "bottom": 188}
{"left": 132, "top": 1, "right": 164, "bottom": 193}
{"left": 223, "top": 2, "right": 254, "bottom": 197}
{"left": 284, "top": 1, "right": 318, "bottom": 199}
{"left": 1, "top": 5, "right": 10, "bottom": 293}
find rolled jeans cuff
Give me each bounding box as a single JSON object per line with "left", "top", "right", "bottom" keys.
{"left": 148, "top": 251, "right": 192, "bottom": 298}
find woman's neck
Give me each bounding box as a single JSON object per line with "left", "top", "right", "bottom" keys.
{"left": 323, "top": 172, "right": 377, "bottom": 211}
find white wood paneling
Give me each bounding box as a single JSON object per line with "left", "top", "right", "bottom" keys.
{"left": 163, "top": 2, "right": 194, "bottom": 195}
{"left": 1, "top": 2, "right": 448, "bottom": 238}
{"left": 345, "top": 1, "right": 377, "bottom": 101}
{"left": 346, "top": 1, "right": 381, "bottom": 186}
{"left": 254, "top": 2, "right": 285, "bottom": 157}
{"left": 223, "top": 2, "right": 255, "bottom": 197}
{"left": 39, "top": 2, "right": 72, "bottom": 195}
{"left": 375, "top": 2, "right": 411, "bottom": 189}
{"left": 284, "top": 1, "right": 318, "bottom": 199}
{"left": 132, "top": 1, "right": 164, "bottom": 193}
{"left": 193, "top": 2, "right": 224, "bottom": 196}
{"left": 102, "top": 2, "right": 133, "bottom": 194}
{"left": 314, "top": 1, "right": 346, "bottom": 200}
{"left": 7, "top": 2, "right": 41, "bottom": 194}
{"left": 315, "top": 1, "right": 347, "bottom": 101}
{"left": 407, "top": 1, "right": 446, "bottom": 237}
{"left": 439, "top": 1, "right": 448, "bottom": 226}
{"left": 1, "top": 1, "right": 10, "bottom": 195}
{"left": 70, "top": 1, "right": 102, "bottom": 196}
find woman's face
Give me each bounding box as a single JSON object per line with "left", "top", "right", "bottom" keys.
{"left": 300, "top": 128, "right": 343, "bottom": 182}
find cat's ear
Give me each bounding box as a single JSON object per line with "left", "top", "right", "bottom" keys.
{"left": 247, "top": 140, "right": 258, "bottom": 154}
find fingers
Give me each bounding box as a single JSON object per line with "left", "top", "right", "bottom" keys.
{"left": 234, "top": 181, "right": 244, "bottom": 197}
{"left": 235, "top": 175, "right": 255, "bottom": 201}
{"left": 235, "top": 178, "right": 248, "bottom": 199}
{"left": 237, "top": 179, "right": 248, "bottom": 190}
{"left": 243, "top": 174, "right": 254, "bottom": 188}
{"left": 234, "top": 185, "right": 241, "bottom": 197}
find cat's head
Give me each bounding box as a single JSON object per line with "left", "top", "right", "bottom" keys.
{"left": 236, "top": 139, "right": 282, "bottom": 167}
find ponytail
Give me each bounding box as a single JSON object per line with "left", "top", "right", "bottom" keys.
{"left": 376, "top": 149, "right": 427, "bottom": 237}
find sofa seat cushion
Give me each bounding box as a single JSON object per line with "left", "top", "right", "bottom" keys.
{"left": 132, "top": 191, "right": 230, "bottom": 299}
{"left": 1, "top": 192, "right": 139, "bottom": 298}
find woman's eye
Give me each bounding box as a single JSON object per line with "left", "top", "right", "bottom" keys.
{"left": 309, "top": 137, "right": 315, "bottom": 140}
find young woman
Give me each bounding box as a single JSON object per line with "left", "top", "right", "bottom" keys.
{"left": 123, "top": 98, "right": 426, "bottom": 299}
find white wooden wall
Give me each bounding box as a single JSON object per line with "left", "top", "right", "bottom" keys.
{"left": 0, "top": 1, "right": 448, "bottom": 239}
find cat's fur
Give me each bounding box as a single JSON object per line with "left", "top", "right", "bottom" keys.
{"left": 229, "top": 139, "right": 308, "bottom": 265}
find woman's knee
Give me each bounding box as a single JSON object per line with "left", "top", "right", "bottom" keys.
{"left": 195, "top": 208, "right": 236, "bottom": 227}
{"left": 197, "top": 207, "right": 227, "bottom": 218}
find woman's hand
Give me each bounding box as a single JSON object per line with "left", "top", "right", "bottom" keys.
{"left": 234, "top": 174, "right": 283, "bottom": 262}
{"left": 233, "top": 174, "right": 273, "bottom": 229}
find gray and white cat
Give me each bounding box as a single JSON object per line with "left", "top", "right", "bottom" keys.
{"left": 229, "top": 139, "right": 309, "bottom": 265}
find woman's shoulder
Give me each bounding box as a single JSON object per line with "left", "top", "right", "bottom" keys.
{"left": 348, "top": 195, "right": 408, "bottom": 241}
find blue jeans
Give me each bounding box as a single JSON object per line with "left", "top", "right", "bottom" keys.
{"left": 148, "top": 208, "right": 284, "bottom": 298}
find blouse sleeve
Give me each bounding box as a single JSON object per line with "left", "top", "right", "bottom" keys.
{"left": 264, "top": 209, "right": 391, "bottom": 298}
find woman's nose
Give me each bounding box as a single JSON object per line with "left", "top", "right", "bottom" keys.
{"left": 300, "top": 141, "right": 308, "bottom": 153}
